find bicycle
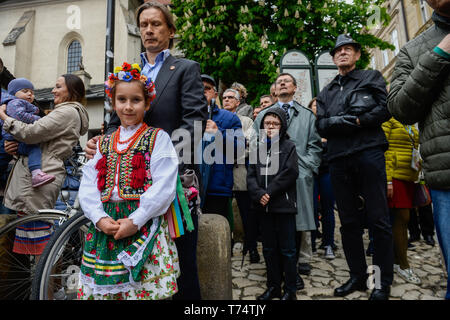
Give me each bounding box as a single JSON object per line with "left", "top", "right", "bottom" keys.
{"left": 0, "top": 149, "right": 86, "bottom": 300}
{"left": 31, "top": 150, "right": 90, "bottom": 300}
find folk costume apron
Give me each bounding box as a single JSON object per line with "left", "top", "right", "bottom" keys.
{"left": 78, "top": 126, "right": 180, "bottom": 300}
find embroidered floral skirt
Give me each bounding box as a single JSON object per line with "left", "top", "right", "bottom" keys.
{"left": 77, "top": 200, "right": 180, "bottom": 300}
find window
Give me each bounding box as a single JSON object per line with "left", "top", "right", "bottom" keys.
{"left": 420, "top": 0, "right": 429, "bottom": 24}
{"left": 67, "top": 40, "right": 82, "bottom": 73}
{"left": 383, "top": 50, "right": 389, "bottom": 67}
{"left": 391, "top": 29, "right": 399, "bottom": 56}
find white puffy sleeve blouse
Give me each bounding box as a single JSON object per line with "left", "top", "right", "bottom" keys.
{"left": 78, "top": 124, "right": 179, "bottom": 230}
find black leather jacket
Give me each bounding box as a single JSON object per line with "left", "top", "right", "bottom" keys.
{"left": 316, "top": 69, "right": 391, "bottom": 161}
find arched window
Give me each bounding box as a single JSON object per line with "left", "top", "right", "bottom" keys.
{"left": 67, "top": 40, "right": 82, "bottom": 73}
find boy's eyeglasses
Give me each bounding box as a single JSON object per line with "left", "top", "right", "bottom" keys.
{"left": 263, "top": 121, "right": 281, "bottom": 128}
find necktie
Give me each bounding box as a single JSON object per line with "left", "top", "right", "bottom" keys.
{"left": 281, "top": 103, "right": 290, "bottom": 122}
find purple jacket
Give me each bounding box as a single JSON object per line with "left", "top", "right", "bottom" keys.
{"left": 1, "top": 97, "right": 40, "bottom": 141}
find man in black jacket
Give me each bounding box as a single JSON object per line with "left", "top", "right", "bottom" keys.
{"left": 316, "top": 34, "right": 393, "bottom": 300}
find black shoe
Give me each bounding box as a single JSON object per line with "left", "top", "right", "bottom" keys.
{"left": 249, "top": 250, "right": 260, "bottom": 263}
{"left": 369, "top": 286, "right": 390, "bottom": 300}
{"left": 407, "top": 240, "right": 415, "bottom": 249}
{"left": 297, "top": 263, "right": 311, "bottom": 275}
{"left": 424, "top": 235, "right": 435, "bottom": 247}
{"left": 334, "top": 277, "right": 367, "bottom": 297}
{"left": 296, "top": 273, "right": 305, "bottom": 290}
{"left": 408, "top": 236, "right": 420, "bottom": 243}
{"left": 257, "top": 287, "right": 281, "bottom": 300}
{"left": 281, "top": 291, "right": 297, "bottom": 300}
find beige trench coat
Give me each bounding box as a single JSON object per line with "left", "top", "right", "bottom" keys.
{"left": 233, "top": 114, "right": 255, "bottom": 191}
{"left": 3, "top": 102, "right": 89, "bottom": 214}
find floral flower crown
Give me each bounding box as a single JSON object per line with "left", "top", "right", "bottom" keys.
{"left": 105, "top": 62, "right": 156, "bottom": 102}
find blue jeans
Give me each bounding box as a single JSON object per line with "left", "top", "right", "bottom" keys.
{"left": 429, "top": 189, "right": 450, "bottom": 300}
{"left": 17, "top": 142, "right": 42, "bottom": 172}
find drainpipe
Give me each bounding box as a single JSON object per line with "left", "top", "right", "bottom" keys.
{"left": 104, "top": 0, "right": 115, "bottom": 128}
{"left": 400, "top": 0, "right": 410, "bottom": 42}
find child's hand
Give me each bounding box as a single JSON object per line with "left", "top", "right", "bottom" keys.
{"left": 96, "top": 217, "right": 120, "bottom": 236}
{"left": 0, "top": 104, "right": 7, "bottom": 120}
{"left": 114, "top": 218, "right": 139, "bottom": 240}
{"left": 260, "top": 193, "right": 270, "bottom": 206}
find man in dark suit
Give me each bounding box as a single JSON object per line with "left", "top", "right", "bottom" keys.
{"left": 85, "top": 1, "right": 208, "bottom": 300}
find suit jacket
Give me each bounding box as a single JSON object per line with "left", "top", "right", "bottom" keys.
{"left": 107, "top": 54, "right": 208, "bottom": 168}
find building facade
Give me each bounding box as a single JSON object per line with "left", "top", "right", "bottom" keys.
{"left": 0, "top": 0, "right": 145, "bottom": 146}
{"left": 368, "top": 0, "right": 434, "bottom": 83}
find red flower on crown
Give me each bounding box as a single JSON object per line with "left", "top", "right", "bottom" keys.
{"left": 130, "top": 69, "right": 140, "bottom": 80}
{"left": 122, "top": 62, "right": 132, "bottom": 71}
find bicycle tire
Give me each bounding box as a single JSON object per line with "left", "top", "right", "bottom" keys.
{"left": 0, "top": 211, "right": 67, "bottom": 300}
{"left": 31, "top": 211, "right": 90, "bottom": 300}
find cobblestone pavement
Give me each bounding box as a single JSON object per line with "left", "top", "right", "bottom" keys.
{"left": 231, "top": 223, "right": 447, "bottom": 300}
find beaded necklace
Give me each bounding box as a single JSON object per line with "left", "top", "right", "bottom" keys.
{"left": 112, "top": 123, "right": 148, "bottom": 154}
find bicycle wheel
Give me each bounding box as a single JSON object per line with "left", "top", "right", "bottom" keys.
{"left": 31, "top": 211, "right": 90, "bottom": 300}
{"left": 0, "top": 211, "right": 66, "bottom": 300}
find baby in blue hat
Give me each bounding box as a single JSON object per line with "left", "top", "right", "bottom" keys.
{"left": 1, "top": 78, "right": 55, "bottom": 187}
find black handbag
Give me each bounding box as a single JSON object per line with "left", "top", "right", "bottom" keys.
{"left": 344, "top": 87, "right": 378, "bottom": 116}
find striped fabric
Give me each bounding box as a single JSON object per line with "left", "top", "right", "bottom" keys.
{"left": 12, "top": 212, "right": 54, "bottom": 255}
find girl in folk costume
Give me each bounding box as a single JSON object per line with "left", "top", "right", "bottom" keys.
{"left": 77, "top": 62, "right": 180, "bottom": 300}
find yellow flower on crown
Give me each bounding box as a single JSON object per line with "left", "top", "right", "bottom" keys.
{"left": 132, "top": 64, "right": 141, "bottom": 72}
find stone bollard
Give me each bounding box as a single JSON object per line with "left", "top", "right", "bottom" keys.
{"left": 196, "top": 213, "right": 232, "bottom": 300}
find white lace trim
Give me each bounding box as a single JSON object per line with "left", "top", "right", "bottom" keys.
{"left": 79, "top": 272, "right": 140, "bottom": 296}
{"left": 116, "top": 217, "right": 160, "bottom": 286}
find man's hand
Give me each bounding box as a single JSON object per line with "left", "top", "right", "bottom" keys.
{"left": 96, "top": 217, "right": 120, "bottom": 236}
{"left": 0, "top": 57, "right": 4, "bottom": 73}
{"left": 85, "top": 136, "right": 100, "bottom": 159}
{"left": 4, "top": 140, "right": 18, "bottom": 156}
{"left": 260, "top": 193, "right": 270, "bottom": 206}
{"left": 438, "top": 34, "right": 450, "bottom": 53}
{"left": 205, "top": 119, "right": 218, "bottom": 134}
{"left": 114, "top": 218, "right": 139, "bottom": 240}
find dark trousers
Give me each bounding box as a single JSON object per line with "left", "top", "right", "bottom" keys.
{"left": 408, "top": 204, "right": 435, "bottom": 239}
{"left": 173, "top": 213, "right": 201, "bottom": 300}
{"left": 259, "top": 213, "right": 297, "bottom": 293}
{"left": 329, "top": 147, "right": 393, "bottom": 287}
{"left": 234, "top": 191, "right": 258, "bottom": 252}
{"left": 311, "top": 172, "right": 336, "bottom": 248}
{"left": 202, "top": 194, "right": 231, "bottom": 220}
